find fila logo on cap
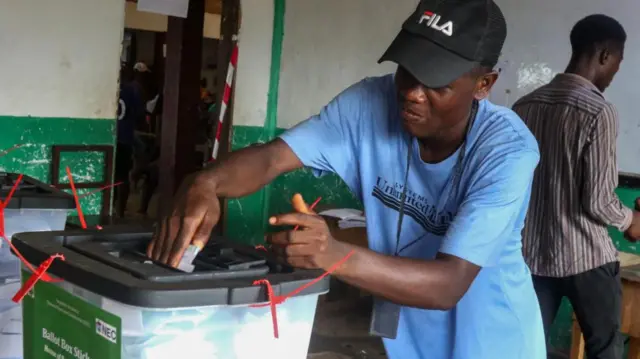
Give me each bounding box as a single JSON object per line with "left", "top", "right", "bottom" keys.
{"left": 418, "top": 11, "right": 453, "bottom": 36}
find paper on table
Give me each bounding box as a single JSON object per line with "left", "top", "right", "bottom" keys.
{"left": 337, "top": 220, "right": 367, "bottom": 229}
{"left": 137, "top": 0, "right": 189, "bottom": 18}
{"left": 319, "top": 208, "right": 365, "bottom": 221}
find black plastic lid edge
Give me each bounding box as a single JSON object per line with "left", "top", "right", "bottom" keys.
{"left": 12, "top": 230, "right": 332, "bottom": 308}
{"left": 2, "top": 173, "right": 75, "bottom": 210}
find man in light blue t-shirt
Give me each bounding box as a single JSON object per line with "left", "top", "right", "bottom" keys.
{"left": 149, "top": 0, "right": 546, "bottom": 357}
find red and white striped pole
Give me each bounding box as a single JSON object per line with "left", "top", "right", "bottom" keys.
{"left": 211, "top": 44, "right": 239, "bottom": 161}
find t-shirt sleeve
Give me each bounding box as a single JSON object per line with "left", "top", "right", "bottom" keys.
{"left": 439, "top": 149, "right": 540, "bottom": 267}
{"left": 279, "top": 82, "right": 365, "bottom": 182}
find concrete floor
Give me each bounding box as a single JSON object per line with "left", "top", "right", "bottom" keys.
{"left": 308, "top": 295, "right": 386, "bottom": 359}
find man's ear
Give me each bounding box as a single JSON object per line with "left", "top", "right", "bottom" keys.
{"left": 474, "top": 72, "right": 498, "bottom": 100}
{"left": 599, "top": 48, "right": 610, "bottom": 66}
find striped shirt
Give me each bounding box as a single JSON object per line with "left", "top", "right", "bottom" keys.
{"left": 513, "top": 73, "right": 632, "bottom": 277}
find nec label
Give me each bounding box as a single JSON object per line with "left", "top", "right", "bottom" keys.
{"left": 419, "top": 11, "right": 453, "bottom": 36}
{"left": 95, "top": 318, "right": 117, "bottom": 344}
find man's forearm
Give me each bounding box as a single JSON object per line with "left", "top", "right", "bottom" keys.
{"left": 199, "top": 139, "right": 303, "bottom": 199}
{"left": 330, "top": 242, "right": 479, "bottom": 310}
{"left": 584, "top": 192, "right": 633, "bottom": 231}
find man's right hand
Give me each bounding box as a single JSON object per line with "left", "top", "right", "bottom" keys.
{"left": 624, "top": 198, "right": 640, "bottom": 242}
{"left": 147, "top": 173, "right": 221, "bottom": 267}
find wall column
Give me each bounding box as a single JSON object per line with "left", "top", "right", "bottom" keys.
{"left": 159, "top": 0, "right": 205, "bottom": 207}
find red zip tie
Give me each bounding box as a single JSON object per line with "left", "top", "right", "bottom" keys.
{"left": 12, "top": 253, "right": 65, "bottom": 303}
{"left": 0, "top": 174, "right": 24, "bottom": 244}
{"left": 65, "top": 167, "right": 87, "bottom": 229}
{"left": 293, "top": 196, "right": 322, "bottom": 231}
{"left": 255, "top": 245, "right": 268, "bottom": 252}
{"left": 8, "top": 166, "right": 107, "bottom": 297}
{"left": 79, "top": 182, "right": 123, "bottom": 199}
{"left": 0, "top": 174, "right": 24, "bottom": 245}
{"left": 0, "top": 174, "right": 59, "bottom": 283}
{"left": 252, "top": 279, "right": 283, "bottom": 338}
{"left": 251, "top": 249, "right": 355, "bottom": 338}
{"left": 0, "top": 235, "right": 60, "bottom": 283}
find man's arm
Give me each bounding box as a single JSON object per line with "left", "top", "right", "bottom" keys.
{"left": 582, "top": 103, "right": 633, "bottom": 231}
{"left": 202, "top": 80, "right": 366, "bottom": 197}
{"left": 331, "top": 246, "right": 479, "bottom": 310}
{"left": 150, "top": 82, "right": 364, "bottom": 266}
{"left": 199, "top": 139, "right": 303, "bottom": 198}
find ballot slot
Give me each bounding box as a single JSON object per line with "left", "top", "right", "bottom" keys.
{"left": 64, "top": 235, "right": 270, "bottom": 282}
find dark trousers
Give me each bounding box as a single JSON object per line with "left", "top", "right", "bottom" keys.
{"left": 533, "top": 262, "right": 622, "bottom": 359}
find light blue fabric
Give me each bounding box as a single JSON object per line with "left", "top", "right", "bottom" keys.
{"left": 279, "top": 75, "right": 546, "bottom": 359}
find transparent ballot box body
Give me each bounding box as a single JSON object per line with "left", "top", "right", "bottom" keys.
{"left": 12, "top": 229, "right": 330, "bottom": 359}
{"left": 0, "top": 173, "right": 74, "bottom": 359}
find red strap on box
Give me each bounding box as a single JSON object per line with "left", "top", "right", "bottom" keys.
{"left": 65, "top": 167, "right": 87, "bottom": 229}
{"left": 12, "top": 254, "right": 65, "bottom": 303}
{"left": 0, "top": 174, "right": 60, "bottom": 284}
{"left": 251, "top": 250, "right": 354, "bottom": 339}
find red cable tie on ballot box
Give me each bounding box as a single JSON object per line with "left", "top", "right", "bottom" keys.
{"left": 0, "top": 174, "right": 22, "bottom": 237}
{"left": 66, "top": 166, "right": 87, "bottom": 229}
{"left": 12, "top": 254, "right": 65, "bottom": 303}
{"left": 251, "top": 249, "right": 355, "bottom": 339}
{"left": 9, "top": 166, "right": 117, "bottom": 302}
{"left": 0, "top": 174, "right": 61, "bottom": 294}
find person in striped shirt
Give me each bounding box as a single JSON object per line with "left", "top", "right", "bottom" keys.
{"left": 513, "top": 14, "right": 640, "bottom": 359}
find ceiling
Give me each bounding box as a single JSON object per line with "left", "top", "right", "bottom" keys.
{"left": 126, "top": 0, "right": 222, "bottom": 15}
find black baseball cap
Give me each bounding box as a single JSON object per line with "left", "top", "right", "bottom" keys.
{"left": 379, "top": 0, "right": 507, "bottom": 88}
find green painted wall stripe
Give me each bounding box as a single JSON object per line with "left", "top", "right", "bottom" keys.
{"left": 260, "top": 0, "right": 286, "bottom": 232}
{"left": 264, "top": 0, "right": 285, "bottom": 139}
{"left": 0, "top": 116, "right": 116, "bottom": 216}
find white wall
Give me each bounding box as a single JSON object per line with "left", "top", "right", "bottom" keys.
{"left": 277, "top": 0, "right": 418, "bottom": 129}
{"left": 232, "top": 0, "right": 275, "bottom": 127}
{"left": 0, "top": 0, "right": 125, "bottom": 119}
{"left": 493, "top": 0, "right": 640, "bottom": 172}
{"left": 275, "top": 0, "right": 640, "bottom": 173}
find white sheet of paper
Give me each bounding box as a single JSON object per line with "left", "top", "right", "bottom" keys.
{"left": 319, "top": 208, "right": 365, "bottom": 221}
{"left": 337, "top": 220, "right": 367, "bottom": 229}
{"left": 137, "top": 0, "right": 189, "bottom": 18}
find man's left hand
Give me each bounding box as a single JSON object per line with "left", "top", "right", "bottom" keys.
{"left": 267, "top": 196, "right": 348, "bottom": 270}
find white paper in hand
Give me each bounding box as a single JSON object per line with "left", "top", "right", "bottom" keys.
{"left": 137, "top": 0, "right": 189, "bottom": 18}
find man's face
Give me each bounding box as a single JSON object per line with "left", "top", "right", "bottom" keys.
{"left": 394, "top": 66, "right": 497, "bottom": 139}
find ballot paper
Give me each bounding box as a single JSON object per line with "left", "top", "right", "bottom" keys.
{"left": 177, "top": 245, "right": 201, "bottom": 273}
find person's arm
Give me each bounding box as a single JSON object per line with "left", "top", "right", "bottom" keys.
{"left": 198, "top": 81, "right": 365, "bottom": 197}
{"left": 197, "top": 139, "right": 303, "bottom": 198}
{"left": 581, "top": 103, "right": 633, "bottom": 231}
{"left": 150, "top": 82, "right": 364, "bottom": 266}
{"left": 327, "top": 245, "right": 481, "bottom": 310}
{"left": 273, "top": 148, "right": 540, "bottom": 310}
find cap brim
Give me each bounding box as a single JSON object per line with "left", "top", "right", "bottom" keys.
{"left": 379, "top": 30, "right": 478, "bottom": 88}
